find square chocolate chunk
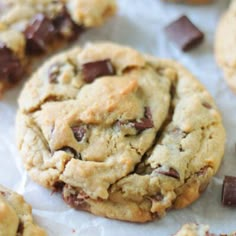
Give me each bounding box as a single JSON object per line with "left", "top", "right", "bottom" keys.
{"left": 164, "top": 15, "right": 204, "bottom": 51}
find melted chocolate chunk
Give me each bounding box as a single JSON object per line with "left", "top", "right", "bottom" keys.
{"left": 72, "top": 126, "right": 86, "bottom": 142}
{"left": 24, "top": 14, "right": 56, "bottom": 54}
{"left": 53, "top": 181, "right": 65, "bottom": 192}
{"left": 0, "top": 43, "right": 24, "bottom": 83}
{"left": 222, "top": 176, "right": 236, "bottom": 206}
{"left": 165, "top": 15, "right": 204, "bottom": 51}
{"left": 62, "top": 185, "right": 89, "bottom": 210}
{"left": 60, "top": 146, "right": 81, "bottom": 159}
{"left": 53, "top": 7, "right": 83, "bottom": 40}
{"left": 157, "top": 167, "right": 180, "bottom": 179}
{"left": 202, "top": 102, "right": 212, "bottom": 109}
{"left": 134, "top": 107, "right": 154, "bottom": 131}
{"left": 82, "top": 59, "right": 115, "bottom": 83}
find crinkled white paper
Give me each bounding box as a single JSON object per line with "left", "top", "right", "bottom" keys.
{"left": 1, "top": 0, "right": 235, "bottom": 235}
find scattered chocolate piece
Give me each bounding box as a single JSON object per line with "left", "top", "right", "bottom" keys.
{"left": 222, "top": 176, "right": 236, "bottom": 206}
{"left": 24, "top": 14, "right": 56, "bottom": 54}
{"left": 0, "top": 43, "right": 24, "bottom": 83}
{"left": 157, "top": 167, "right": 180, "bottom": 179}
{"left": 72, "top": 126, "right": 87, "bottom": 142}
{"left": 53, "top": 7, "right": 83, "bottom": 40}
{"left": 60, "top": 146, "right": 81, "bottom": 160}
{"left": 134, "top": 107, "right": 154, "bottom": 131}
{"left": 82, "top": 59, "right": 115, "bottom": 83}
{"left": 164, "top": 15, "right": 204, "bottom": 51}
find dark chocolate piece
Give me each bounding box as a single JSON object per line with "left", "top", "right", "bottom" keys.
{"left": 53, "top": 7, "right": 83, "bottom": 40}
{"left": 0, "top": 43, "right": 24, "bottom": 83}
{"left": 24, "top": 14, "right": 56, "bottom": 54}
{"left": 134, "top": 107, "right": 154, "bottom": 131}
{"left": 222, "top": 176, "right": 236, "bottom": 206}
{"left": 82, "top": 59, "right": 115, "bottom": 83}
{"left": 164, "top": 15, "right": 204, "bottom": 51}
{"left": 17, "top": 221, "right": 24, "bottom": 234}
{"left": 72, "top": 126, "right": 86, "bottom": 142}
{"left": 157, "top": 167, "right": 180, "bottom": 179}
{"left": 62, "top": 185, "right": 89, "bottom": 210}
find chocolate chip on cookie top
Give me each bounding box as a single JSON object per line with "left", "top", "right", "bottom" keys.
{"left": 17, "top": 43, "right": 225, "bottom": 222}
{"left": 0, "top": 0, "right": 116, "bottom": 96}
{"left": 0, "top": 185, "right": 46, "bottom": 236}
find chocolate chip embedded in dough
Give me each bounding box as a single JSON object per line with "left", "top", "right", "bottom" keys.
{"left": 24, "top": 14, "right": 56, "bottom": 54}
{"left": 164, "top": 15, "right": 204, "bottom": 51}
{"left": 82, "top": 59, "right": 115, "bottom": 83}
{"left": 72, "top": 126, "right": 87, "bottom": 142}
{"left": 222, "top": 176, "right": 236, "bottom": 206}
{"left": 133, "top": 107, "right": 154, "bottom": 131}
{"left": 0, "top": 43, "right": 24, "bottom": 83}
{"left": 156, "top": 167, "right": 180, "bottom": 179}
{"left": 53, "top": 7, "right": 84, "bottom": 40}
{"left": 60, "top": 146, "right": 81, "bottom": 160}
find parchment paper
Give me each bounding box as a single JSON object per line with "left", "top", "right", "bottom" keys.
{"left": 0, "top": 0, "right": 235, "bottom": 235}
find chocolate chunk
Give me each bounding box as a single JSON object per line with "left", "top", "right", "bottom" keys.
{"left": 222, "top": 176, "right": 236, "bottom": 206}
{"left": 134, "top": 107, "right": 154, "bottom": 131}
{"left": 72, "top": 126, "right": 86, "bottom": 142}
{"left": 24, "top": 14, "right": 56, "bottom": 54}
{"left": 53, "top": 7, "right": 83, "bottom": 40}
{"left": 62, "top": 185, "right": 89, "bottom": 210}
{"left": 164, "top": 15, "right": 204, "bottom": 51}
{"left": 53, "top": 181, "right": 65, "bottom": 192}
{"left": 60, "top": 146, "right": 81, "bottom": 159}
{"left": 0, "top": 43, "right": 24, "bottom": 83}
{"left": 82, "top": 59, "right": 115, "bottom": 83}
{"left": 157, "top": 167, "right": 180, "bottom": 179}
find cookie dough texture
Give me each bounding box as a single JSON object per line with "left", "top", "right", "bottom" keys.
{"left": 17, "top": 42, "right": 225, "bottom": 222}
{"left": 0, "top": 0, "right": 116, "bottom": 95}
{"left": 0, "top": 185, "right": 46, "bottom": 236}
{"left": 215, "top": 0, "right": 236, "bottom": 93}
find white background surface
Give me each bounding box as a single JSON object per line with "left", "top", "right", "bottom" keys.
{"left": 0, "top": 0, "right": 236, "bottom": 235}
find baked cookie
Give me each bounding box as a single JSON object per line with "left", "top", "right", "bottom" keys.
{"left": 175, "top": 223, "right": 236, "bottom": 236}
{"left": 0, "top": 0, "right": 116, "bottom": 96}
{"left": 16, "top": 42, "right": 225, "bottom": 222}
{"left": 0, "top": 185, "right": 46, "bottom": 236}
{"left": 215, "top": 0, "right": 236, "bottom": 93}
{"left": 163, "top": 0, "right": 212, "bottom": 4}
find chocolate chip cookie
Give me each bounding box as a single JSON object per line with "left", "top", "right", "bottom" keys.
{"left": 215, "top": 0, "right": 236, "bottom": 93}
{"left": 0, "top": 185, "right": 46, "bottom": 236}
{"left": 0, "top": 0, "right": 116, "bottom": 96}
{"left": 175, "top": 224, "right": 236, "bottom": 236}
{"left": 16, "top": 42, "right": 225, "bottom": 222}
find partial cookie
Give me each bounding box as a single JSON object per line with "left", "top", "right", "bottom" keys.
{"left": 0, "top": 185, "right": 46, "bottom": 236}
{"left": 215, "top": 0, "right": 236, "bottom": 93}
{"left": 16, "top": 42, "right": 225, "bottom": 222}
{"left": 0, "top": 0, "right": 116, "bottom": 96}
{"left": 163, "top": 0, "right": 212, "bottom": 4}
{"left": 175, "top": 223, "right": 236, "bottom": 236}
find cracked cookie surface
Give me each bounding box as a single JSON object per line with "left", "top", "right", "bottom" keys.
{"left": 0, "top": 0, "right": 116, "bottom": 96}
{"left": 0, "top": 185, "right": 46, "bottom": 236}
{"left": 215, "top": 0, "right": 236, "bottom": 93}
{"left": 16, "top": 42, "right": 225, "bottom": 222}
